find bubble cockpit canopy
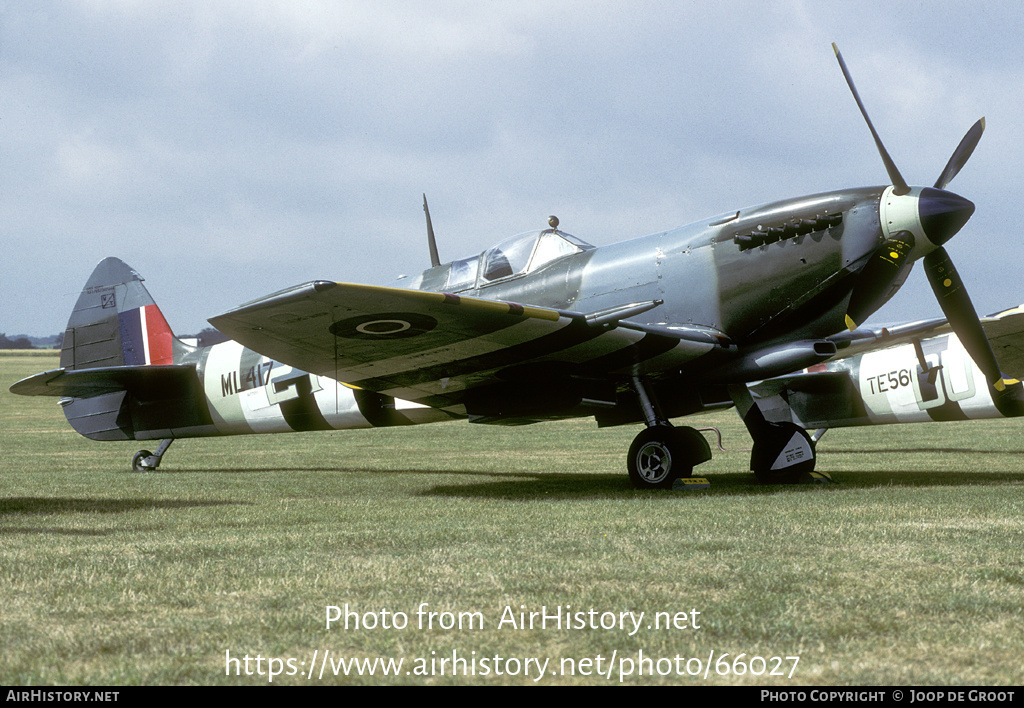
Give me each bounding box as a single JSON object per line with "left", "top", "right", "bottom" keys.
{"left": 437, "top": 228, "right": 594, "bottom": 292}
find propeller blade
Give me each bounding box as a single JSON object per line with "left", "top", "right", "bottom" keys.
{"left": 832, "top": 43, "right": 910, "bottom": 195}
{"left": 423, "top": 194, "right": 441, "bottom": 267}
{"left": 934, "top": 118, "right": 985, "bottom": 190}
{"left": 845, "top": 231, "right": 915, "bottom": 330}
{"left": 924, "top": 247, "right": 1019, "bottom": 391}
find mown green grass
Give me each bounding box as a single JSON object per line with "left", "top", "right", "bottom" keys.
{"left": 2, "top": 352, "right": 1022, "bottom": 685}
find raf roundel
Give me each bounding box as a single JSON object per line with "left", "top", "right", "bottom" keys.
{"left": 330, "top": 312, "right": 438, "bottom": 340}
{"left": 357, "top": 319, "right": 411, "bottom": 336}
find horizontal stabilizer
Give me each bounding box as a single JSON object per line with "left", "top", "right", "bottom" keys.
{"left": 11, "top": 364, "right": 199, "bottom": 398}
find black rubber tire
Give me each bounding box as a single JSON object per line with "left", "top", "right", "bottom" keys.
{"left": 627, "top": 426, "right": 709, "bottom": 489}
{"left": 750, "top": 422, "right": 816, "bottom": 484}
{"left": 132, "top": 450, "right": 154, "bottom": 473}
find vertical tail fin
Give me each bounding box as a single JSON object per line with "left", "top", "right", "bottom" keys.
{"left": 60, "top": 257, "right": 190, "bottom": 370}
{"left": 50, "top": 258, "right": 207, "bottom": 441}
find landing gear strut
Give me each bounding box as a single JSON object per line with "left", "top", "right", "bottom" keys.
{"left": 729, "top": 385, "right": 817, "bottom": 484}
{"left": 132, "top": 438, "right": 174, "bottom": 472}
{"left": 626, "top": 378, "right": 711, "bottom": 489}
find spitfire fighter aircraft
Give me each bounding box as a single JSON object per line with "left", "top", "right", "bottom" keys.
{"left": 12, "top": 46, "right": 1024, "bottom": 487}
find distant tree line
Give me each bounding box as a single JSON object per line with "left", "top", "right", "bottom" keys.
{"left": 0, "top": 333, "right": 36, "bottom": 349}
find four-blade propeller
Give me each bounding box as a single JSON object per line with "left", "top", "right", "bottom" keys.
{"left": 833, "top": 44, "right": 1019, "bottom": 392}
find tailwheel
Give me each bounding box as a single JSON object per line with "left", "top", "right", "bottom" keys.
{"left": 627, "top": 425, "right": 711, "bottom": 489}
{"left": 750, "top": 422, "right": 816, "bottom": 484}
{"left": 132, "top": 450, "right": 156, "bottom": 472}
{"left": 130, "top": 439, "right": 174, "bottom": 472}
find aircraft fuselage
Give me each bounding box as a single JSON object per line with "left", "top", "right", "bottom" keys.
{"left": 406, "top": 187, "right": 887, "bottom": 348}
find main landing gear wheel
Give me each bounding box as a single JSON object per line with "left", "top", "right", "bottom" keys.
{"left": 750, "top": 422, "right": 816, "bottom": 484}
{"left": 627, "top": 426, "right": 711, "bottom": 490}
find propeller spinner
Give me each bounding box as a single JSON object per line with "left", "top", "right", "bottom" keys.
{"left": 833, "top": 44, "right": 1019, "bottom": 393}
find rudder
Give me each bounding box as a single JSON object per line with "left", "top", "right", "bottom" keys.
{"left": 60, "top": 257, "right": 188, "bottom": 370}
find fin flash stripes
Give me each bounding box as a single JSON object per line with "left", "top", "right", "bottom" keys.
{"left": 118, "top": 305, "right": 175, "bottom": 366}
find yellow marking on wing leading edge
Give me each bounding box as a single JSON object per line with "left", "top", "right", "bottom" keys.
{"left": 342, "top": 284, "right": 561, "bottom": 322}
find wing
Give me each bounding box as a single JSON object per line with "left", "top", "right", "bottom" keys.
{"left": 979, "top": 304, "right": 1024, "bottom": 379}
{"left": 209, "top": 282, "right": 727, "bottom": 417}
{"left": 831, "top": 303, "right": 1024, "bottom": 380}
{"left": 754, "top": 302, "right": 1024, "bottom": 428}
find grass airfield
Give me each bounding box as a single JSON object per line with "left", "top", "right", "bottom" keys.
{"left": 2, "top": 351, "right": 1022, "bottom": 685}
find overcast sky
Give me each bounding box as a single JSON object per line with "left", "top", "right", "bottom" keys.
{"left": 3, "top": 1, "right": 1023, "bottom": 338}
